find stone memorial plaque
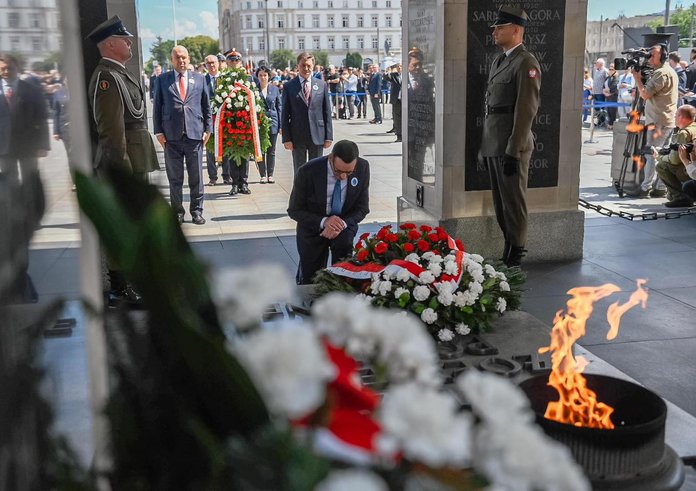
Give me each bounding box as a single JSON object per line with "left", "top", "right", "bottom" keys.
{"left": 407, "top": 0, "right": 437, "bottom": 185}
{"left": 464, "top": 0, "right": 565, "bottom": 190}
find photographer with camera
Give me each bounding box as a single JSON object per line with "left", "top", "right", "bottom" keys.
{"left": 676, "top": 144, "right": 696, "bottom": 202}
{"left": 632, "top": 44, "right": 679, "bottom": 197}
{"left": 654, "top": 105, "right": 696, "bottom": 207}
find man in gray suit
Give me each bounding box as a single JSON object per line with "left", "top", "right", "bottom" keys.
{"left": 281, "top": 52, "right": 333, "bottom": 174}
{"left": 153, "top": 45, "right": 212, "bottom": 225}
{"left": 479, "top": 6, "right": 540, "bottom": 267}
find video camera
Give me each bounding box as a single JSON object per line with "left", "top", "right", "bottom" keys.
{"left": 657, "top": 142, "right": 695, "bottom": 155}
{"left": 614, "top": 48, "right": 654, "bottom": 83}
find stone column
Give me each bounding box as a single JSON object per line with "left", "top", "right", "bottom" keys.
{"left": 399, "top": 0, "right": 587, "bottom": 262}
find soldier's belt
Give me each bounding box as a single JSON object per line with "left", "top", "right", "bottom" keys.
{"left": 486, "top": 105, "right": 515, "bottom": 115}
{"left": 125, "top": 121, "right": 148, "bottom": 130}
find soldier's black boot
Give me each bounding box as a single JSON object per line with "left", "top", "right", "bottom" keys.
{"left": 505, "top": 246, "right": 527, "bottom": 267}
{"left": 228, "top": 184, "right": 238, "bottom": 196}
{"left": 500, "top": 241, "right": 511, "bottom": 263}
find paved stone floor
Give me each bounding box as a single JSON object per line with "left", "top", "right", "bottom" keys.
{"left": 24, "top": 112, "right": 696, "bottom": 476}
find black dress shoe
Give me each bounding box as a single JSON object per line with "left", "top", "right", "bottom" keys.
{"left": 228, "top": 184, "right": 238, "bottom": 196}
{"left": 664, "top": 198, "right": 693, "bottom": 208}
{"left": 505, "top": 246, "right": 527, "bottom": 267}
{"left": 177, "top": 213, "right": 185, "bottom": 224}
{"left": 192, "top": 214, "right": 206, "bottom": 225}
{"left": 223, "top": 178, "right": 233, "bottom": 185}
{"left": 239, "top": 183, "right": 251, "bottom": 194}
{"left": 107, "top": 286, "right": 144, "bottom": 309}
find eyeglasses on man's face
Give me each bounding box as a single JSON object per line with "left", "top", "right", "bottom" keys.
{"left": 330, "top": 156, "right": 356, "bottom": 177}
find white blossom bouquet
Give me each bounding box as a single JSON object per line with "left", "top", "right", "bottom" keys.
{"left": 206, "top": 65, "right": 271, "bottom": 163}
{"left": 314, "top": 223, "right": 525, "bottom": 342}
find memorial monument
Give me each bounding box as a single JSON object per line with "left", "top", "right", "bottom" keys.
{"left": 399, "top": 0, "right": 587, "bottom": 262}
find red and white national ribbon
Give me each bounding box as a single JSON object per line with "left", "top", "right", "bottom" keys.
{"left": 235, "top": 82, "right": 263, "bottom": 162}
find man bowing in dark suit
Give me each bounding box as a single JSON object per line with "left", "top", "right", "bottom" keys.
{"left": 153, "top": 45, "right": 212, "bottom": 225}
{"left": 281, "top": 52, "right": 333, "bottom": 174}
{"left": 288, "top": 140, "right": 370, "bottom": 285}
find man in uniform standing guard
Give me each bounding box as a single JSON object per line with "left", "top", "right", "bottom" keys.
{"left": 479, "top": 6, "right": 540, "bottom": 267}
{"left": 87, "top": 16, "right": 160, "bottom": 305}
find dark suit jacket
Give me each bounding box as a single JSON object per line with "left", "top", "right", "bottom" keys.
{"left": 0, "top": 79, "right": 49, "bottom": 158}
{"left": 204, "top": 72, "right": 218, "bottom": 100}
{"left": 287, "top": 155, "right": 370, "bottom": 238}
{"left": 368, "top": 72, "right": 382, "bottom": 96}
{"left": 281, "top": 76, "right": 333, "bottom": 147}
{"left": 260, "top": 84, "right": 282, "bottom": 135}
{"left": 153, "top": 70, "right": 211, "bottom": 142}
{"left": 385, "top": 72, "right": 401, "bottom": 100}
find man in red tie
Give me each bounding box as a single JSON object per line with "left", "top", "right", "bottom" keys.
{"left": 153, "top": 45, "right": 212, "bottom": 225}
{"left": 0, "top": 54, "right": 50, "bottom": 187}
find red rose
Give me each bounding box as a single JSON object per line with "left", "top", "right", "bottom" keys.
{"left": 419, "top": 224, "right": 433, "bottom": 233}
{"left": 399, "top": 223, "right": 417, "bottom": 230}
{"left": 374, "top": 241, "right": 388, "bottom": 254}
{"left": 428, "top": 233, "right": 440, "bottom": 243}
{"left": 437, "top": 229, "right": 448, "bottom": 241}
{"left": 385, "top": 233, "right": 398, "bottom": 243}
{"left": 403, "top": 242, "right": 415, "bottom": 253}
{"left": 417, "top": 240, "right": 430, "bottom": 252}
{"left": 455, "top": 239, "right": 465, "bottom": 251}
{"left": 408, "top": 230, "right": 421, "bottom": 241}
{"left": 356, "top": 249, "right": 369, "bottom": 262}
{"left": 376, "top": 227, "right": 390, "bottom": 240}
{"left": 359, "top": 232, "right": 370, "bottom": 241}
{"left": 355, "top": 241, "right": 364, "bottom": 250}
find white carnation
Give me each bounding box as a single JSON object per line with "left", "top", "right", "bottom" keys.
{"left": 438, "top": 328, "right": 454, "bottom": 341}
{"left": 468, "top": 281, "right": 483, "bottom": 295}
{"left": 436, "top": 281, "right": 454, "bottom": 306}
{"left": 405, "top": 253, "right": 420, "bottom": 264}
{"left": 496, "top": 297, "right": 507, "bottom": 313}
{"left": 370, "top": 279, "right": 381, "bottom": 295}
{"left": 419, "top": 271, "right": 436, "bottom": 284}
{"left": 215, "top": 95, "right": 223, "bottom": 103}
{"left": 378, "top": 383, "right": 472, "bottom": 467}
{"left": 456, "top": 370, "right": 533, "bottom": 425}
{"left": 245, "top": 104, "right": 250, "bottom": 111}
{"left": 382, "top": 270, "right": 393, "bottom": 281}
{"left": 455, "top": 323, "right": 471, "bottom": 335}
{"left": 211, "top": 264, "right": 293, "bottom": 328}
{"left": 472, "top": 272, "right": 485, "bottom": 284}
{"left": 428, "top": 254, "right": 444, "bottom": 264}
{"left": 394, "top": 287, "right": 409, "bottom": 299}
{"left": 427, "top": 262, "right": 442, "bottom": 277}
{"left": 311, "top": 292, "right": 372, "bottom": 346}
{"left": 422, "top": 251, "right": 435, "bottom": 261}
{"left": 495, "top": 271, "right": 508, "bottom": 281}
{"left": 443, "top": 253, "right": 456, "bottom": 263}
{"left": 468, "top": 253, "right": 484, "bottom": 263}
{"left": 396, "top": 268, "right": 411, "bottom": 282}
{"left": 484, "top": 264, "right": 497, "bottom": 276}
{"left": 226, "top": 102, "right": 233, "bottom": 109}
{"left": 378, "top": 280, "right": 393, "bottom": 296}
{"left": 233, "top": 323, "right": 335, "bottom": 418}
{"left": 316, "top": 470, "right": 388, "bottom": 491}
{"left": 420, "top": 308, "right": 438, "bottom": 324}
{"left": 444, "top": 261, "right": 459, "bottom": 276}
{"left": 413, "top": 285, "right": 430, "bottom": 302}
{"left": 500, "top": 281, "right": 510, "bottom": 292}
{"left": 221, "top": 91, "right": 228, "bottom": 98}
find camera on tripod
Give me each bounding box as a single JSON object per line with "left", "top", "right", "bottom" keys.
{"left": 614, "top": 48, "right": 653, "bottom": 82}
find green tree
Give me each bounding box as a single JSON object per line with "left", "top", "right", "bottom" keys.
{"left": 33, "top": 51, "right": 62, "bottom": 72}
{"left": 270, "top": 49, "right": 296, "bottom": 69}
{"left": 647, "top": 6, "right": 696, "bottom": 47}
{"left": 345, "top": 52, "right": 363, "bottom": 69}
{"left": 149, "top": 36, "right": 174, "bottom": 69}
{"left": 314, "top": 50, "right": 329, "bottom": 68}
{"left": 178, "top": 35, "right": 220, "bottom": 64}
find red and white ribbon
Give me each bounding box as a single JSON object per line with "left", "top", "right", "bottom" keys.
{"left": 214, "top": 82, "right": 264, "bottom": 163}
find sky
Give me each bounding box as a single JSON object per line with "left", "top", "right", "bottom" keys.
{"left": 137, "top": 0, "right": 219, "bottom": 62}
{"left": 136, "top": 0, "right": 681, "bottom": 62}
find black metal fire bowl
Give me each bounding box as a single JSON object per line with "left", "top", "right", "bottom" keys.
{"left": 519, "top": 373, "right": 684, "bottom": 491}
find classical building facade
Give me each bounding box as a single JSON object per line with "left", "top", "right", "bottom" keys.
{"left": 0, "top": 0, "right": 61, "bottom": 67}
{"left": 218, "top": 0, "right": 402, "bottom": 68}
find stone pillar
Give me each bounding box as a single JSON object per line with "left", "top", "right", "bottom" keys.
{"left": 399, "top": 0, "right": 587, "bottom": 262}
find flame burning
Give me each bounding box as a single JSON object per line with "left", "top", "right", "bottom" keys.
{"left": 538, "top": 280, "right": 648, "bottom": 429}
{"left": 625, "top": 111, "right": 644, "bottom": 133}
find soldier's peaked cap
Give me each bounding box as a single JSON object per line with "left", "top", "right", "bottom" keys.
{"left": 224, "top": 48, "right": 242, "bottom": 60}
{"left": 87, "top": 15, "right": 134, "bottom": 44}
{"left": 490, "top": 6, "right": 529, "bottom": 28}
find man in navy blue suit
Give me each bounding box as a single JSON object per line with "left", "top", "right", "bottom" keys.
{"left": 153, "top": 45, "right": 211, "bottom": 225}
{"left": 288, "top": 140, "right": 370, "bottom": 285}
{"left": 367, "top": 64, "right": 383, "bottom": 124}
{"left": 281, "top": 52, "right": 333, "bottom": 174}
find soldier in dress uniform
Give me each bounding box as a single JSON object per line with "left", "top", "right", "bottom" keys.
{"left": 479, "top": 6, "right": 541, "bottom": 267}
{"left": 87, "top": 15, "right": 160, "bottom": 306}
{"left": 87, "top": 16, "right": 159, "bottom": 180}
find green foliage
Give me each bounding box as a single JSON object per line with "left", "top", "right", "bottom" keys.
{"left": 33, "top": 51, "right": 62, "bottom": 72}
{"left": 75, "top": 169, "right": 273, "bottom": 488}
{"left": 148, "top": 35, "right": 219, "bottom": 70}
{"left": 270, "top": 49, "right": 297, "bottom": 69}
{"left": 345, "top": 52, "right": 363, "bottom": 69}
{"left": 648, "top": 6, "right": 696, "bottom": 47}
{"left": 314, "top": 50, "right": 330, "bottom": 68}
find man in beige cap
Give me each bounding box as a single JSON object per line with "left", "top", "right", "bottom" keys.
{"left": 479, "top": 6, "right": 541, "bottom": 267}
